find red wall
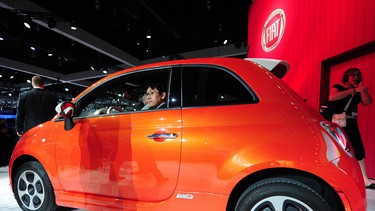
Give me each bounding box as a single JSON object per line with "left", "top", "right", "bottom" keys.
{"left": 247, "top": 0, "right": 375, "bottom": 176}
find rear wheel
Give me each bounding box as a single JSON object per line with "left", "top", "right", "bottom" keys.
{"left": 235, "top": 177, "right": 331, "bottom": 211}
{"left": 13, "top": 161, "right": 58, "bottom": 211}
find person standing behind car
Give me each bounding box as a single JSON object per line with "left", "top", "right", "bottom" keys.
{"left": 328, "top": 67, "right": 374, "bottom": 189}
{"left": 0, "top": 123, "right": 12, "bottom": 167}
{"left": 16, "top": 76, "right": 58, "bottom": 136}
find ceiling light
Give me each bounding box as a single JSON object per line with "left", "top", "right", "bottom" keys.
{"left": 95, "top": 0, "right": 100, "bottom": 10}
{"left": 102, "top": 70, "right": 108, "bottom": 74}
{"left": 27, "top": 79, "right": 31, "bottom": 83}
{"left": 90, "top": 66, "right": 95, "bottom": 70}
{"left": 206, "top": 0, "right": 212, "bottom": 11}
{"left": 23, "top": 21, "right": 31, "bottom": 29}
{"left": 48, "top": 51, "right": 53, "bottom": 56}
{"left": 70, "top": 22, "right": 77, "bottom": 30}
{"left": 0, "top": 37, "right": 3, "bottom": 41}
{"left": 10, "top": 76, "right": 14, "bottom": 79}
{"left": 30, "top": 46, "right": 36, "bottom": 51}
{"left": 223, "top": 39, "right": 228, "bottom": 45}
{"left": 146, "top": 35, "right": 151, "bottom": 39}
{"left": 218, "top": 24, "right": 223, "bottom": 32}
{"left": 65, "top": 88, "right": 69, "bottom": 92}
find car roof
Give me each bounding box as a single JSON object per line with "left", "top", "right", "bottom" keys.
{"left": 73, "top": 57, "right": 289, "bottom": 101}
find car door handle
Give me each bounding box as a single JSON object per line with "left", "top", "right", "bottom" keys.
{"left": 147, "top": 133, "right": 178, "bottom": 139}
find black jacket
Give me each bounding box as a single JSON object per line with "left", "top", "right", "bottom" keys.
{"left": 16, "top": 88, "right": 58, "bottom": 133}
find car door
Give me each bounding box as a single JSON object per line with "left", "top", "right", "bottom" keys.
{"left": 177, "top": 65, "right": 260, "bottom": 191}
{"left": 55, "top": 68, "right": 182, "bottom": 202}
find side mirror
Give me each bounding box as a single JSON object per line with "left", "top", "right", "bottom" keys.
{"left": 55, "top": 102, "right": 75, "bottom": 131}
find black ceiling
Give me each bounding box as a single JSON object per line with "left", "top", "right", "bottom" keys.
{"left": 0, "top": 0, "right": 250, "bottom": 107}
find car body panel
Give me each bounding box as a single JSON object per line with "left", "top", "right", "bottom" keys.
{"left": 55, "top": 109, "right": 182, "bottom": 201}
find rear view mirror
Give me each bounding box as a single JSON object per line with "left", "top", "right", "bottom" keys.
{"left": 55, "top": 102, "right": 75, "bottom": 130}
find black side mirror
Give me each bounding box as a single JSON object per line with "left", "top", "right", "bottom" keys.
{"left": 55, "top": 102, "right": 76, "bottom": 130}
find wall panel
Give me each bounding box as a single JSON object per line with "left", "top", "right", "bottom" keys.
{"left": 248, "top": 0, "right": 375, "bottom": 177}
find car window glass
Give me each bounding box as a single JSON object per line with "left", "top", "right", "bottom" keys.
{"left": 76, "top": 68, "right": 171, "bottom": 118}
{"left": 182, "top": 66, "right": 256, "bottom": 107}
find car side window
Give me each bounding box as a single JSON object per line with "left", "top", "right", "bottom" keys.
{"left": 182, "top": 66, "right": 256, "bottom": 107}
{"left": 76, "top": 68, "right": 172, "bottom": 118}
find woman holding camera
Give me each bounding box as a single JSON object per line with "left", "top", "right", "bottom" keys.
{"left": 328, "top": 67, "right": 373, "bottom": 189}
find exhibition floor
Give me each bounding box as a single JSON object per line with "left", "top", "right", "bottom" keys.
{"left": 1, "top": 166, "right": 375, "bottom": 210}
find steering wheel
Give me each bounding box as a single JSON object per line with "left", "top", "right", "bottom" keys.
{"left": 106, "top": 106, "right": 124, "bottom": 114}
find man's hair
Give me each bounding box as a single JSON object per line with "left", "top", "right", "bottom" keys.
{"left": 147, "top": 83, "right": 166, "bottom": 93}
{"left": 31, "top": 76, "right": 45, "bottom": 87}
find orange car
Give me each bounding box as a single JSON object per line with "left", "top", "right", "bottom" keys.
{"left": 9, "top": 58, "right": 365, "bottom": 211}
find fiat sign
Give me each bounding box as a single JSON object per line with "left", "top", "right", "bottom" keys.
{"left": 262, "top": 9, "right": 286, "bottom": 52}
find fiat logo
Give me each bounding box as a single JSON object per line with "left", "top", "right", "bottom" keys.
{"left": 261, "top": 9, "right": 286, "bottom": 52}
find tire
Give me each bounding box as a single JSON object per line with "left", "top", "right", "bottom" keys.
{"left": 235, "top": 177, "right": 331, "bottom": 211}
{"left": 13, "top": 161, "right": 58, "bottom": 211}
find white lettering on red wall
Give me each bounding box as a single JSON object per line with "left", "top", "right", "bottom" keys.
{"left": 261, "top": 9, "right": 286, "bottom": 52}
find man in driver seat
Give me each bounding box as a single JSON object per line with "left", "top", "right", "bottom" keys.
{"left": 145, "top": 83, "right": 166, "bottom": 109}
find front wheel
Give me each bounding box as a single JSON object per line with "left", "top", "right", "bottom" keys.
{"left": 13, "top": 161, "right": 58, "bottom": 211}
{"left": 235, "top": 177, "right": 332, "bottom": 211}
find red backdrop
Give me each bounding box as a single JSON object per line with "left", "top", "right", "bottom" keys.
{"left": 247, "top": 0, "right": 375, "bottom": 177}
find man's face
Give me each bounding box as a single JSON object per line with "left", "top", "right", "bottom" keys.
{"left": 146, "top": 87, "right": 166, "bottom": 108}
